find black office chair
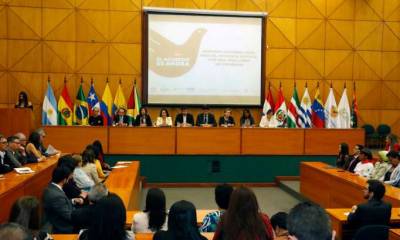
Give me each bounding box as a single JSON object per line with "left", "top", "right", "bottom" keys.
{"left": 353, "top": 225, "right": 389, "bottom": 240}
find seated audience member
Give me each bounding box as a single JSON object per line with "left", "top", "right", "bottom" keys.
{"left": 86, "top": 145, "right": 106, "bottom": 180}
{"left": 79, "top": 193, "right": 134, "bottom": 240}
{"left": 57, "top": 155, "right": 86, "bottom": 200}
{"left": 156, "top": 108, "right": 173, "bottom": 127}
{"left": 72, "top": 154, "right": 94, "bottom": 192}
{"left": 43, "top": 166, "right": 84, "bottom": 234}
{"left": 213, "top": 187, "right": 274, "bottom": 240}
{"left": 15, "top": 91, "right": 33, "bottom": 109}
{"left": 271, "top": 212, "right": 289, "bottom": 240}
{"left": 9, "top": 196, "right": 52, "bottom": 240}
{"left": 354, "top": 148, "right": 374, "bottom": 178}
{"left": 336, "top": 143, "right": 349, "bottom": 169}
{"left": 385, "top": 134, "right": 400, "bottom": 152}
{"left": 6, "top": 136, "right": 26, "bottom": 166}
{"left": 132, "top": 188, "right": 167, "bottom": 233}
{"left": 134, "top": 107, "right": 152, "bottom": 127}
{"left": 287, "top": 202, "right": 334, "bottom": 240}
{"left": 89, "top": 107, "right": 104, "bottom": 126}
{"left": 370, "top": 151, "right": 391, "bottom": 181}
{"left": 0, "top": 223, "right": 32, "bottom": 240}
{"left": 113, "top": 107, "right": 129, "bottom": 127}
{"left": 0, "top": 135, "right": 14, "bottom": 173}
{"left": 92, "top": 140, "right": 110, "bottom": 171}
{"left": 14, "top": 132, "right": 28, "bottom": 157}
{"left": 345, "top": 144, "right": 364, "bottom": 173}
{"left": 36, "top": 128, "right": 52, "bottom": 156}
{"left": 25, "top": 132, "right": 45, "bottom": 163}
{"left": 348, "top": 180, "right": 391, "bottom": 230}
{"left": 219, "top": 108, "right": 235, "bottom": 127}
{"left": 72, "top": 183, "right": 109, "bottom": 229}
{"left": 384, "top": 151, "right": 400, "bottom": 186}
{"left": 175, "top": 107, "right": 194, "bottom": 127}
{"left": 200, "top": 184, "right": 234, "bottom": 232}
{"left": 81, "top": 149, "right": 101, "bottom": 184}
{"left": 259, "top": 110, "right": 277, "bottom": 128}
{"left": 154, "top": 200, "right": 207, "bottom": 240}
{"left": 196, "top": 106, "right": 217, "bottom": 127}
{"left": 240, "top": 109, "right": 255, "bottom": 128}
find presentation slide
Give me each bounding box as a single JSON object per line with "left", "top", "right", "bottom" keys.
{"left": 146, "top": 12, "right": 264, "bottom": 106}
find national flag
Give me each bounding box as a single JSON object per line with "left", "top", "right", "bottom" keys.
{"left": 287, "top": 85, "right": 301, "bottom": 128}
{"left": 299, "top": 86, "right": 312, "bottom": 128}
{"left": 338, "top": 85, "right": 351, "bottom": 128}
{"left": 263, "top": 82, "right": 274, "bottom": 115}
{"left": 324, "top": 86, "right": 338, "bottom": 128}
{"left": 274, "top": 84, "right": 287, "bottom": 127}
{"left": 87, "top": 80, "right": 100, "bottom": 116}
{"left": 57, "top": 81, "right": 73, "bottom": 125}
{"left": 351, "top": 82, "right": 358, "bottom": 128}
{"left": 42, "top": 80, "right": 58, "bottom": 125}
{"left": 73, "top": 82, "right": 89, "bottom": 125}
{"left": 311, "top": 84, "right": 325, "bottom": 128}
{"left": 113, "top": 81, "right": 127, "bottom": 114}
{"left": 101, "top": 81, "right": 113, "bottom": 126}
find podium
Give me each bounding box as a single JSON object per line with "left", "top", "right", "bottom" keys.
{"left": 0, "top": 108, "right": 35, "bottom": 137}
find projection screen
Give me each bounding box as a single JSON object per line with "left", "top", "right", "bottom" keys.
{"left": 143, "top": 8, "right": 266, "bottom": 106}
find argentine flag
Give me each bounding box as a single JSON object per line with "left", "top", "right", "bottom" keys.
{"left": 42, "top": 82, "right": 58, "bottom": 125}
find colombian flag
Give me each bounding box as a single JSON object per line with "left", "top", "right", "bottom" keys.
{"left": 58, "top": 83, "right": 73, "bottom": 125}
{"left": 73, "top": 83, "right": 89, "bottom": 125}
{"left": 311, "top": 86, "right": 325, "bottom": 128}
{"left": 101, "top": 82, "right": 113, "bottom": 126}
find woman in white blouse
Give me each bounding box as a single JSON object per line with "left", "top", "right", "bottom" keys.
{"left": 131, "top": 188, "right": 168, "bottom": 233}
{"left": 155, "top": 108, "right": 173, "bottom": 127}
{"left": 259, "top": 109, "right": 277, "bottom": 128}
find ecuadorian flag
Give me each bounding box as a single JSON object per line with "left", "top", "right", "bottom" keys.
{"left": 101, "top": 82, "right": 113, "bottom": 126}
{"left": 73, "top": 83, "right": 89, "bottom": 125}
{"left": 42, "top": 81, "right": 58, "bottom": 125}
{"left": 58, "top": 83, "right": 73, "bottom": 125}
{"left": 113, "top": 82, "right": 127, "bottom": 114}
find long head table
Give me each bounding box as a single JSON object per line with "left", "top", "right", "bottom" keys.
{"left": 44, "top": 127, "right": 364, "bottom": 156}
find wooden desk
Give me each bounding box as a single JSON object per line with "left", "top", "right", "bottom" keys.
{"left": 43, "top": 126, "right": 108, "bottom": 154}
{"left": 105, "top": 161, "right": 141, "bottom": 210}
{"left": 300, "top": 162, "right": 400, "bottom": 208}
{"left": 126, "top": 209, "right": 217, "bottom": 227}
{"left": 0, "top": 155, "right": 59, "bottom": 223}
{"left": 53, "top": 233, "right": 214, "bottom": 240}
{"left": 304, "top": 129, "right": 364, "bottom": 155}
{"left": 241, "top": 128, "right": 304, "bottom": 155}
{"left": 0, "top": 108, "right": 34, "bottom": 137}
{"left": 176, "top": 127, "right": 241, "bottom": 155}
{"left": 327, "top": 208, "right": 400, "bottom": 239}
{"left": 390, "top": 229, "right": 400, "bottom": 240}
{"left": 108, "top": 127, "right": 176, "bottom": 154}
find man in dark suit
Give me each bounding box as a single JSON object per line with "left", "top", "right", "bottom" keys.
{"left": 0, "top": 135, "right": 13, "bottom": 174}
{"left": 348, "top": 179, "right": 391, "bottom": 229}
{"left": 196, "top": 106, "right": 217, "bottom": 127}
{"left": 6, "top": 136, "right": 26, "bottom": 166}
{"left": 175, "top": 107, "right": 194, "bottom": 127}
{"left": 43, "top": 166, "right": 84, "bottom": 234}
{"left": 113, "top": 107, "right": 129, "bottom": 127}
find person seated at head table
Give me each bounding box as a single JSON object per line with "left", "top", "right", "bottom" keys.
{"left": 259, "top": 109, "right": 277, "bottom": 128}
{"left": 347, "top": 180, "right": 391, "bottom": 231}
{"left": 369, "top": 151, "right": 391, "bottom": 181}
{"left": 134, "top": 106, "right": 153, "bottom": 127}
{"left": 15, "top": 91, "right": 33, "bottom": 110}
{"left": 25, "top": 132, "right": 46, "bottom": 163}
{"left": 218, "top": 108, "right": 235, "bottom": 127}
{"left": 200, "top": 184, "right": 233, "bottom": 232}
{"left": 0, "top": 135, "right": 15, "bottom": 173}
{"left": 354, "top": 148, "right": 374, "bottom": 178}
{"left": 345, "top": 144, "right": 364, "bottom": 173}
{"left": 89, "top": 107, "right": 104, "bottom": 126}
{"left": 132, "top": 188, "right": 168, "bottom": 233}
{"left": 384, "top": 150, "right": 400, "bottom": 186}
{"left": 72, "top": 154, "right": 95, "bottom": 192}
{"left": 196, "top": 106, "right": 217, "bottom": 127}
{"left": 81, "top": 149, "right": 102, "bottom": 184}
{"left": 86, "top": 144, "right": 107, "bottom": 179}
{"left": 57, "top": 155, "right": 88, "bottom": 200}
{"left": 113, "top": 107, "right": 129, "bottom": 127}
{"left": 154, "top": 200, "right": 207, "bottom": 240}
{"left": 155, "top": 108, "right": 173, "bottom": 127}
{"left": 78, "top": 193, "right": 134, "bottom": 240}
{"left": 0, "top": 223, "right": 33, "bottom": 240}
{"left": 240, "top": 109, "right": 255, "bottom": 128}
{"left": 270, "top": 212, "right": 289, "bottom": 240}
{"left": 336, "top": 143, "right": 350, "bottom": 169}
{"left": 9, "top": 196, "right": 52, "bottom": 240}
{"left": 14, "top": 132, "right": 27, "bottom": 157}
{"left": 6, "top": 136, "right": 26, "bottom": 166}
{"left": 175, "top": 107, "right": 194, "bottom": 127}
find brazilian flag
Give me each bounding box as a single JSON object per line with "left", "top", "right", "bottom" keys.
{"left": 73, "top": 84, "right": 89, "bottom": 125}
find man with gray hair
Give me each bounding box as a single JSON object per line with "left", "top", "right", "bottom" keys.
{"left": 0, "top": 223, "right": 32, "bottom": 240}
{"left": 72, "top": 183, "right": 109, "bottom": 229}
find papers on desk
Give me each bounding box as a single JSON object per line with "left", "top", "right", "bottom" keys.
{"left": 344, "top": 212, "right": 350, "bottom": 216}
{"left": 45, "top": 144, "right": 59, "bottom": 156}
{"left": 111, "top": 165, "right": 128, "bottom": 169}
{"left": 117, "top": 161, "right": 132, "bottom": 165}
{"left": 14, "top": 167, "right": 35, "bottom": 174}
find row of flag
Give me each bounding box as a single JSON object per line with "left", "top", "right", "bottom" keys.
{"left": 263, "top": 82, "right": 358, "bottom": 129}
{"left": 42, "top": 78, "right": 141, "bottom": 126}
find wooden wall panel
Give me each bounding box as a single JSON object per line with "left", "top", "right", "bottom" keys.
{"left": 0, "top": 0, "right": 398, "bottom": 136}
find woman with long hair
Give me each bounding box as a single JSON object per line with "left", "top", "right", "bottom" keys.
{"left": 240, "top": 109, "right": 255, "bottom": 128}
{"left": 25, "top": 132, "right": 45, "bottom": 163}
{"left": 153, "top": 200, "right": 206, "bottom": 240}
{"left": 134, "top": 106, "right": 152, "bottom": 127}
{"left": 155, "top": 108, "right": 173, "bottom": 127}
{"left": 385, "top": 134, "right": 400, "bottom": 152}
{"left": 336, "top": 143, "right": 350, "bottom": 169}
{"left": 15, "top": 91, "right": 33, "bottom": 109}
{"left": 92, "top": 140, "right": 110, "bottom": 170}
{"left": 213, "top": 187, "right": 274, "bottom": 240}
{"left": 132, "top": 188, "right": 167, "bottom": 233}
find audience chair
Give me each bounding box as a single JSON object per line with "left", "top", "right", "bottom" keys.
{"left": 376, "top": 124, "right": 391, "bottom": 148}
{"left": 353, "top": 225, "right": 389, "bottom": 240}
{"left": 361, "top": 124, "right": 379, "bottom": 148}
